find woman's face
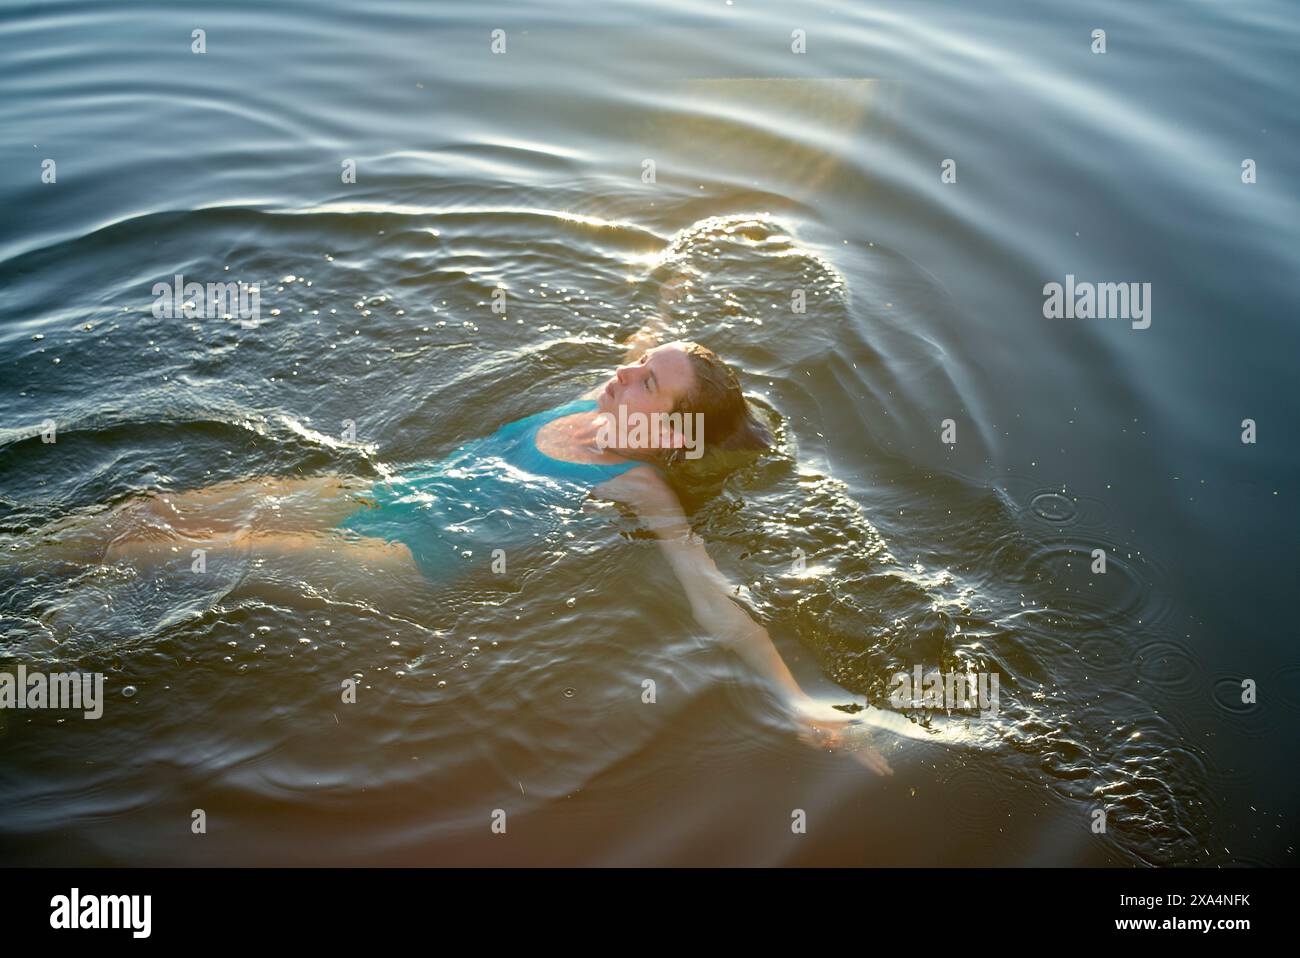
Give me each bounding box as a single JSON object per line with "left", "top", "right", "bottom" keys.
{"left": 595, "top": 342, "right": 695, "bottom": 419}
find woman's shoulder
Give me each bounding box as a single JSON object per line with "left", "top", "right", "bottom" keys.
{"left": 484, "top": 397, "right": 597, "bottom": 443}
{"left": 512, "top": 396, "right": 598, "bottom": 427}
{"left": 546, "top": 396, "right": 600, "bottom": 417}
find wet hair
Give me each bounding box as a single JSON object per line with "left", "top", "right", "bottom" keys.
{"left": 667, "top": 342, "right": 771, "bottom": 462}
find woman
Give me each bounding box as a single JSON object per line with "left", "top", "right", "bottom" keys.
{"left": 44, "top": 310, "right": 896, "bottom": 776}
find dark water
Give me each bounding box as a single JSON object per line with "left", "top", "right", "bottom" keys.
{"left": 2, "top": 0, "right": 1297, "bottom": 866}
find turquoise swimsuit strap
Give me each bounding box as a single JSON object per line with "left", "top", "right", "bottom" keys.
{"left": 517, "top": 398, "right": 644, "bottom": 484}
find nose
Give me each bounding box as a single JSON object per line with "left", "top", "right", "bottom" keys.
{"left": 615, "top": 364, "right": 632, "bottom": 384}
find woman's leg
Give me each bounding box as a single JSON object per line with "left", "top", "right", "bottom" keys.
{"left": 27, "top": 473, "right": 389, "bottom": 568}
{"left": 101, "top": 525, "right": 419, "bottom": 574}
{"left": 3, "top": 476, "right": 428, "bottom": 643}
{"left": 131, "top": 473, "right": 373, "bottom": 537}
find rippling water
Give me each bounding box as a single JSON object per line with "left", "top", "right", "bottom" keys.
{"left": 2, "top": 0, "right": 1297, "bottom": 866}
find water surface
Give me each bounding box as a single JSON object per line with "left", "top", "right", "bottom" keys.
{"left": 2, "top": 0, "right": 1298, "bottom": 866}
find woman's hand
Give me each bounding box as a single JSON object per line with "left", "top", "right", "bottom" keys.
{"left": 618, "top": 271, "right": 691, "bottom": 363}
{"left": 658, "top": 271, "right": 690, "bottom": 313}
{"left": 791, "top": 695, "right": 895, "bottom": 777}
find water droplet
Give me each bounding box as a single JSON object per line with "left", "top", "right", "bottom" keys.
{"left": 1030, "top": 492, "right": 1077, "bottom": 523}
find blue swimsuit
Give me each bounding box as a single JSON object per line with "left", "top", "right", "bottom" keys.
{"left": 337, "top": 399, "right": 641, "bottom": 581}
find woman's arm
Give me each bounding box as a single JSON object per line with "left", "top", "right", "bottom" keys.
{"left": 595, "top": 466, "right": 893, "bottom": 775}
{"left": 621, "top": 273, "right": 688, "bottom": 363}
{"left": 581, "top": 274, "right": 685, "bottom": 400}
{"left": 613, "top": 274, "right": 686, "bottom": 369}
